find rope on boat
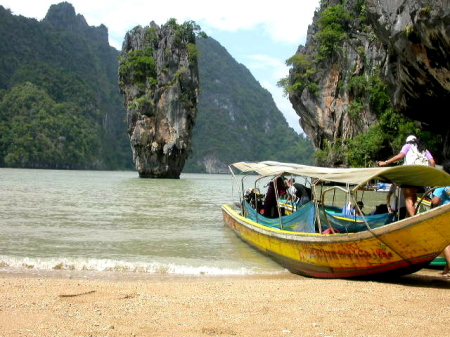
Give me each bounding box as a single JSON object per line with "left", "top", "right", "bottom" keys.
{"left": 319, "top": 184, "right": 414, "bottom": 266}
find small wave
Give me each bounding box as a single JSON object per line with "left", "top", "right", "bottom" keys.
{"left": 0, "top": 255, "right": 282, "bottom": 276}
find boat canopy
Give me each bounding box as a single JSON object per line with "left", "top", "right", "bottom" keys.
{"left": 229, "top": 161, "right": 450, "bottom": 191}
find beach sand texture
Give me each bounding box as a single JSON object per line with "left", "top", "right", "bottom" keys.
{"left": 1, "top": 269, "right": 449, "bottom": 337}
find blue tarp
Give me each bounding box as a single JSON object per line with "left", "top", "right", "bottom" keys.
{"left": 319, "top": 206, "right": 396, "bottom": 233}
{"left": 243, "top": 202, "right": 395, "bottom": 234}
{"left": 243, "top": 201, "right": 316, "bottom": 233}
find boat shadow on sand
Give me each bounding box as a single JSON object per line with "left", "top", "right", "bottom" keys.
{"left": 355, "top": 269, "right": 450, "bottom": 289}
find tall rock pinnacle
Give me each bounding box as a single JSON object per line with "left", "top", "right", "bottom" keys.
{"left": 119, "top": 20, "right": 200, "bottom": 178}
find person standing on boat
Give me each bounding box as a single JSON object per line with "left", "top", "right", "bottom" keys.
{"left": 263, "top": 176, "right": 287, "bottom": 218}
{"left": 431, "top": 161, "right": 450, "bottom": 277}
{"left": 286, "top": 178, "right": 311, "bottom": 206}
{"left": 386, "top": 184, "right": 406, "bottom": 220}
{"left": 378, "top": 135, "right": 436, "bottom": 217}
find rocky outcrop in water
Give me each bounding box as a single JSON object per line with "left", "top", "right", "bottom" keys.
{"left": 119, "top": 20, "right": 199, "bottom": 178}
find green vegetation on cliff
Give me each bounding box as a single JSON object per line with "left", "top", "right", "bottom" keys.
{"left": 280, "top": 0, "right": 441, "bottom": 167}
{"left": 0, "top": 82, "right": 99, "bottom": 168}
{"left": 0, "top": 4, "right": 131, "bottom": 170}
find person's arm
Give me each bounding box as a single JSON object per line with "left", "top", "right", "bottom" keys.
{"left": 431, "top": 188, "right": 443, "bottom": 208}
{"left": 378, "top": 152, "right": 405, "bottom": 167}
{"left": 424, "top": 150, "right": 436, "bottom": 167}
{"left": 431, "top": 196, "right": 442, "bottom": 208}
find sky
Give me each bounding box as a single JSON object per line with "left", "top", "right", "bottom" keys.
{"left": 1, "top": 0, "right": 320, "bottom": 134}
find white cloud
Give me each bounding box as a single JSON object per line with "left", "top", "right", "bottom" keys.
{"left": 3, "top": 0, "right": 319, "bottom": 48}
{"left": 247, "top": 54, "right": 288, "bottom": 80}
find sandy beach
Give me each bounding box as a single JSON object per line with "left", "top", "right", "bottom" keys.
{"left": 1, "top": 268, "right": 449, "bottom": 337}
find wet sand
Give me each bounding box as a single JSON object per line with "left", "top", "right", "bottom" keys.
{"left": 1, "top": 268, "right": 449, "bottom": 337}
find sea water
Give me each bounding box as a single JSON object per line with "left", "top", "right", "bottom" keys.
{"left": 0, "top": 168, "right": 284, "bottom": 279}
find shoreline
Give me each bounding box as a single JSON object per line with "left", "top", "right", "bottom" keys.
{"left": 1, "top": 268, "right": 449, "bottom": 337}
{"left": 0, "top": 266, "right": 290, "bottom": 282}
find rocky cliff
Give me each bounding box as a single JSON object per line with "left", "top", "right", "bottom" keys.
{"left": 289, "top": 0, "right": 385, "bottom": 166}
{"left": 118, "top": 20, "right": 199, "bottom": 178}
{"left": 289, "top": 0, "right": 450, "bottom": 165}
{"left": 366, "top": 0, "right": 450, "bottom": 157}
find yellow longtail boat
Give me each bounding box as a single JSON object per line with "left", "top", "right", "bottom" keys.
{"left": 222, "top": 161, "right": 450, "bottom": 279}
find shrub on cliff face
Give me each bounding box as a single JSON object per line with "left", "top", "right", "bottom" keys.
{"left": 118, "top": 47, "right": 157, "bottom": 87}
{"left": 278, "top": 3, "right": 353, "bottom": 97}
{"left": 346, "top": 126, "right": 384, "bottom": 167}
{"left": 345, "top": 72, "right": 440, "bottom": 167}
{"left": 278, "top": 54, "right": 319, "bottom": 97}
{"left": 316, "top": 4, "right": 351, "bottom": 61}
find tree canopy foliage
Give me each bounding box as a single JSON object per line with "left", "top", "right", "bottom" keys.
{"left": 0, "top": 82, "right": 99, "bottom": 168}
{"left": 0, "top": 3, "right": 131, "bottom": 170}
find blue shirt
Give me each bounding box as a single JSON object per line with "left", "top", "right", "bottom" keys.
{"left": 432, "top": 186, "right": 450, "bottom": 205}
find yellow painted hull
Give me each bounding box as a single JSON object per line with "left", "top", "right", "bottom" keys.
{"left": 222, "top": 203, "right": 450, "bottom": 278}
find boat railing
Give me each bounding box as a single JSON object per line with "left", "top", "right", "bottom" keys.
{"left": 318, "top": 185, "right": 374, "bottom": 234}
{"left": 416, "top": 187, "right": 436, "bottom": 214}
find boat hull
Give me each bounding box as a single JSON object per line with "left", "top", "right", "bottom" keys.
{"left": 222, "top": 203, "right": 450, "bottom": 279}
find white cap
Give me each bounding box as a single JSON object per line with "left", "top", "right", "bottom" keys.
{"left": 406, "top": 135, "right": 417, "bottom": 143}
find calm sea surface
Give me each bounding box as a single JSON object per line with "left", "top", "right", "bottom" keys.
{"left": 0, "top": 168, "right": 284, "bottom": 279}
